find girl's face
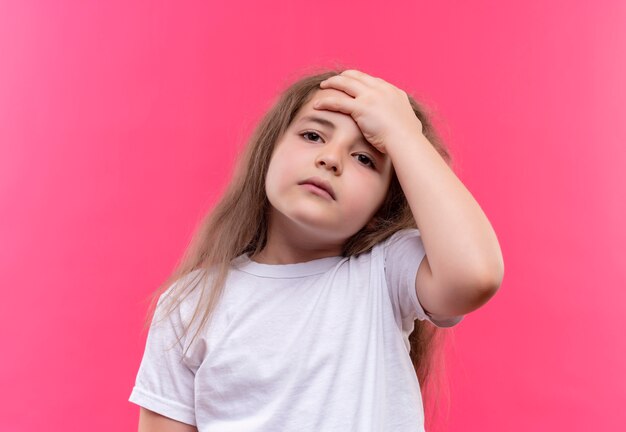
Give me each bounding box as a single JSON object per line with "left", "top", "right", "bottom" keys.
{"left": 264, "top": 88, "right": 394, "bottom": 252}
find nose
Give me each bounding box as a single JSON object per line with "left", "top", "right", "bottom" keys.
{"left": 315, "top": 144, "right": 342, "bottom": 174}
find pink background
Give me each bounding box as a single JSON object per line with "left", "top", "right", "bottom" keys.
{"left": 1, "top": 1, "right": 624, "bottom": 430}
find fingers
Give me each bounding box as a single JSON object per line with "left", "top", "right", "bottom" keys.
{"left": 313, "top": 95, "right": 358, "bottom": 116}
{"left": 319, "top": 69, "right": 381, "bottom": 97}
{"left": 320, "top": 74, "right": 366, "bottom": 97}
{"left": 341, "top": 69, "right": 380, "bottom": 84}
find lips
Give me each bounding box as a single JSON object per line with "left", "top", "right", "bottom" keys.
{"left": 298, "top": 176, "right": 336, "bottom": 200}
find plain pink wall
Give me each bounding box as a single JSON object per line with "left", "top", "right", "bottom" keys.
{"left": 1, "top": 1, "right": 624, "bottom": 430}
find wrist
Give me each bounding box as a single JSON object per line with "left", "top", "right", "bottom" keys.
{"left": 385, "top": 129, "right": 428, "bottom": 160}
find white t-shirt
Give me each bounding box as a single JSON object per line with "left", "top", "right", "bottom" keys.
{"left": 129, "top": 228, "right": 464, "bottom": 431}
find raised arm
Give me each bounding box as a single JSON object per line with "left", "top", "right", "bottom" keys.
{"left": 315, "top": 69, "right": 504, "bottom": 319}
{"left": 389, "top": 130, "right": 504, "bottom": 319}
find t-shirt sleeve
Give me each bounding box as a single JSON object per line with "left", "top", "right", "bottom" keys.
{"left": 128, "top": 287, "right": 197, "bottom": 426}
{"left": 382, "top": 228, "right": 464, "bottom": 328}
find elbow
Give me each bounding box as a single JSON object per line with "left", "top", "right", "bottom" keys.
{"left": 475, "top": 260, "right": 505, "bottom": 294}
{"left": 433, "top": 258, "right": 504, "bottom": 316}
{"left": 455, "top": 259, "right": 503, "bottom": 297}
{"left": 472, "top": 247, "right": 505, "bottom": 292}
{"left": 456, "top": 267, "right": 503, "bottom": 316}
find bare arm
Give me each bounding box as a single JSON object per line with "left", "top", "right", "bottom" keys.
{"left": 388, "top": 131, "right": 504, "bottom": 318}
{"left": 314, "top": 70, "right": 503, "bottom": 318}
{"left": 138, "top": 407, "right": 198, "bottom": 432}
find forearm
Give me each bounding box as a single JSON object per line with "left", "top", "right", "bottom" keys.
{"left": 387, "top": 131, "right": 504, "bottom": 290}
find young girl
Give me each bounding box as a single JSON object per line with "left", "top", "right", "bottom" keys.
{"left": 128, "top": 68, "right": 504, "bottom": 431}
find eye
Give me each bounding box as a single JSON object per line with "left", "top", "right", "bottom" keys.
{"left": 356, "top": 154, "right": 376, "bottom": 169}
{"left": 301, "top": 131, "right": 323, "bottom": 142}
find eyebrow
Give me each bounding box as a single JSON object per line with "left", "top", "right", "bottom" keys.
{"left": 299, "top": 115, "right": 337, "bottom": 130}
{"left": 297, "top": 115, "right": 386, "bottom": 157}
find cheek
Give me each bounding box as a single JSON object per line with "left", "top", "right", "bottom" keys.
{"left": 342, "top": 175, "right": 385, "bottom": 209}
{"left": 265, "top": 161, "right": 280, "bottom": 196}
{"left": 280, "top": 141, "right": 311, "bottom": 169}
{"left": 265, "top": 149, "right": 299, "bottom": 193}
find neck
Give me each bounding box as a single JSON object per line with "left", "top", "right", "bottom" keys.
{"left": 250, "top": 214, "right": 343, "bottom": 264}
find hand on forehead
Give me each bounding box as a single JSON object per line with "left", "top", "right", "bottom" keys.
{"left": 304, "top": 88, "right": 362, "bottom": 129}
{"left": 312, "top": 88, "right": 353, "bottom": 106}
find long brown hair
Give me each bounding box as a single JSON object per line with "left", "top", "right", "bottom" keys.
{"left": 140, "top": 65, "right": 458, "bottom": 430}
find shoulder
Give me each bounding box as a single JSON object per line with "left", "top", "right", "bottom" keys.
{"left": 155, "top": 269, "right": 209, "bottom": 324}
{"left": 159, "top": 270, "right": 205, "bottom": 303}
{"left": 377, "top": 228, "right": 423, "bottom": 254}
{"left": 383, "top": 228, "right": 421, "bottom": 244}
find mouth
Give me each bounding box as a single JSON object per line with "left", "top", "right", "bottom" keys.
{"left": 298, "top": 177, "right": 336, "bottom": 200}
